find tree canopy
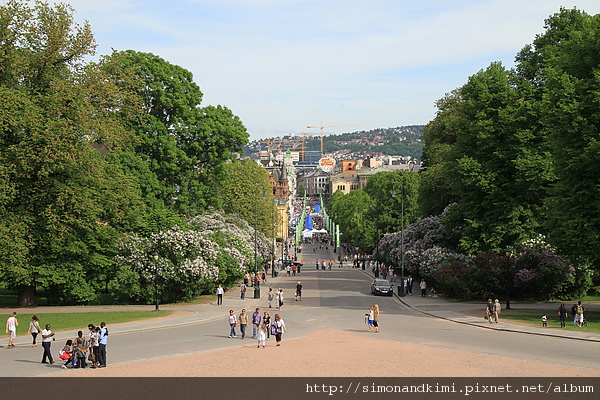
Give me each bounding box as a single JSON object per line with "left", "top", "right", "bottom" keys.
{"left": 0, "top": 0, "right": 145, "bottom": 305}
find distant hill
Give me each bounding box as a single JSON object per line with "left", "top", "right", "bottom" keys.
{"left": 245, "top": 125, "right": 425, "bottom": 160}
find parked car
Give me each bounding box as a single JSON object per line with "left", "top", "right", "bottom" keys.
{"left": 283, "top": 260, "right": 303, "bottom": 268}
{"left": 371, "top": 279, "right": 393, "bottom": 296}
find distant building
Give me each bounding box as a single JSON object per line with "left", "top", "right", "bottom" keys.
{"left": 329, "top": 171, "right": 360, "bottom": 195}
{"left": 297, "top": 168, "right": 330, "bottom": 197}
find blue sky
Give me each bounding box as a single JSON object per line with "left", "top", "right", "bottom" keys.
{"left": 52, "top": 0, "right": 600, "bottom": 140}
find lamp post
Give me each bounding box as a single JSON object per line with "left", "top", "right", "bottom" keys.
{"left": 253, "top": 191, "right": 266, "bottom": 299}
{"left": 505, "top": 248, "right": 512, "bottom": 310}
{"left": 152, "top": 252, "right": 159, "bottom": 311}
{"left": 271, "top": 198, "right": 276, "bottom": 278}
{"left": 391, "top": 185, "right": 405, "bottom": 296}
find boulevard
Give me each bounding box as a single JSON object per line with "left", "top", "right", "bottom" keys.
{"left": 0, "top": 244, "right": 598, "bottom": 378}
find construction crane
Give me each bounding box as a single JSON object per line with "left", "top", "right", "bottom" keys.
{"left": 260, "top": 133, "right": 314, "bottom": 161}
{"left": 306, "top": 122, "right": 359, "bottom": 154}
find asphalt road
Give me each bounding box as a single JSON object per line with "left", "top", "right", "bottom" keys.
{"left": 1, "top": 264, "right": 598, "bottom": 378}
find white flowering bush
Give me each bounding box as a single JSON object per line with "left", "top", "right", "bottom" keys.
{"left": 112, "top": 210, "right": 270, "bottom": 304}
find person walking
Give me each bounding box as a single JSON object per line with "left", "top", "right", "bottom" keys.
{"left": 485, "top": 299, "right": 494, "bottom": 323}
{"left": 40, "top": 324, "right": 55, "bottom": 364}
{"left": 277, "top": 288, "right": 284, "bottom": 311}
{"left": 492, "top": 299, "right": 501, "bottom": 323}
{"left": 263, "top": 311, "right": 271, "bottom": 341}
{"left": 420, "top": 279, "right": 427, "bottom": 297}
{"left": 5, "top": 312, "right": 18, "bottom": 349}
{"left": 228, "top": 310, "right": 237, "bottom": 338}
{"left": 28, "top": 315, "right": 41, "bottom": 347}
{"left": 240, "top": 283, "right": 247, "bottom": 299}
{"left": 273, "top": 314, "right": 287, "bottom": 346}
{"left": 98, "top": 322, "right": 108, "bottom": 368}
{"left": 238, "top": 309, "right": 248, "bottom": 339}
{"left": 366, "top": 307, "right": 374, "bottom": 332}
{"left": 373, "top": 304, "right": 380, "bottom": 333}
{"left": 267, "top": 288, "right": 275, "bottom": 308}
{"left": 216, "top": 284, "right": 224, "bottom": 305}
{"left": 252, "top": 308, "right": 262, "bottom": 338}
{"left": 257, "top": 324, "right": 267, "bottom": 348}
{"left": 295, "top": 282, "right": 302, "bottom": 301}
{"left": 407, "top": 275, "right": 413, "bottom": 295}
{"left": 558, "top": 303, "right": 568, "bottom": 328}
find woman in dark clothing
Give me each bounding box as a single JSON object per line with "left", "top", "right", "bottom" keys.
{"left": 263, "top": 312, "right": 271, "bottom": 341}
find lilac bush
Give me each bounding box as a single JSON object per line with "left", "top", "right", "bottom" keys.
{"left": 113, "top": 210, "right": 270, "bottom": 304}
{"left": 375, "top": 209, "right": 584, "bottom": 300}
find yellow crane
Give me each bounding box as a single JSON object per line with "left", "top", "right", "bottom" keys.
{"left": 260, "top": 133, "right": 314, "bottom": 161}
{"left": 306, "top": 122, "right": 359, "bottom": 154}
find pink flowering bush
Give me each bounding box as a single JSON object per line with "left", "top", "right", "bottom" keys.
{"left": 510, "top": 239, "right": 585, "bottom": 300}
{"left": 375, "top": 206, "right": 586, "bottom": 300}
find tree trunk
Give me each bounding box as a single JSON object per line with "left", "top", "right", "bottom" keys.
{"left": 16, "top": 286, "right": 37, "bottom": 307}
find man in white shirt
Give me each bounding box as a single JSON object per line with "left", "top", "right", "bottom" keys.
{"left": 41, "top": 324, "right": 55, "bottom": 364}
{"left": 5, "top": 312, "right": 18, "bottom": 348}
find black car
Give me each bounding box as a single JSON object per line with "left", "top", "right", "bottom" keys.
{"left": 283, "top": 260, "right": 303, "bottom": 268}
{"left": 371, "top": 279, "right": 393, "bottom": 296}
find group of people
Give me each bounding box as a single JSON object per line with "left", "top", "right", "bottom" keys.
{"left": 227, "top": 308, "right": 286, "bottom": 346}
{"left": 485, "top": 299, "right": 502, "bottom": 323}
{"left": 4, "top": 312, "right": 108, "bottom": 369}
{"left": 267, "top": 287, "right": 286, "bottom": 310}
{"left": 557, "top": 301, "right": 586, "bottom": 328}
{"left": 365, "top": 304, "right": 381, "bottom": 332}
{"left": 315, "top": 259, "right": 334, "bottom": 270}
{"left": 239, "top": 271, "right": 267, "bottom": 299}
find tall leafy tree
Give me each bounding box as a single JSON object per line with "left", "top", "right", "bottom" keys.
{"left": 419, "top": 89, "right": 463, "bottom": 217}
{"left": 0, "top": 0, "right": 144, "bottom": 305}
{"left": 433, "top": 63, "right": 552, "bottom": 253}
{"left": 117, "top": 50, "right": 248, "bottom": 216}
{"left": 516, "top": 8, "right": 600, "bottom": 269}
{"left": 217, "top": 159, "right": 278, "bottom": 237}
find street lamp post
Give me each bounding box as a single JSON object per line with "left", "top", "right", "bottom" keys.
{"left": 152, "top": 252, "right": 159, "bottom": 311}
{"left": 391, "top": 185, "right": 405, "bottom": 296}
{"left": 505, "top": 248, "right": 512, "bottom": 310}
{"left": 253, "top": 191, "right": 266, "bottom": 299}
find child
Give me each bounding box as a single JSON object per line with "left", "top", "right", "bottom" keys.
{"left": 366, "top": 307, "right": 374, "bottom": 332}
{"left": 59, "top": 339, "right": 74, "bottom": 369}
{"left": 257, "top": 323, "right": 266, "bottom": 348}
{"left": 541, "top": 314, "right": 548, "bottom": 327}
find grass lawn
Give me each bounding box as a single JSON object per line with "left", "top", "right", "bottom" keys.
{"left": 500, "top": 309, "right": 600, "bottom": 334}
{"left": 0, "top": 310, "right": 172, "bottom": 338}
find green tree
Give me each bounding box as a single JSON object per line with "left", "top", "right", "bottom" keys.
{"left": 0, "top": 0, "right": 144, "bottom": 305}
{"left": 436, "top": 63, "right": 552, "bottom": 254}
{"left": 218, "top": 159, "right": 278, "bottom": 237}
{"left": 328, "top": 189, "right": 372, "bottom": 251}
{"left": 516, "top": 8, "right": 600, "bottom": 270}
{"left": 363, "top": 171, "right": 420, "bottom": 237}
{"left": 419, "top": 89, "right": 463, "bottom": 217}
{"left": 116, "top": 50, "right": 248, "bottom": 216}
